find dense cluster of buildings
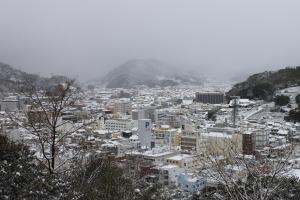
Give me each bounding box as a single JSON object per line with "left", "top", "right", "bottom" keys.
{"left": 1, "top": 85, "right": 300, "bottom": 197}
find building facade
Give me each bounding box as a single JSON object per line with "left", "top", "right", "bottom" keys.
{"left": 195, "top": 92, "right": 225, "bottom": 104}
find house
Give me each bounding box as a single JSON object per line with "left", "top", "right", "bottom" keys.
{"left": 178, "top": 172, "right": 206, "bottom": 193}
{"left": 166, "top": 154, "right": 198, "bottom": 170}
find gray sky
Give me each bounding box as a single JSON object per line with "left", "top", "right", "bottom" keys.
{"left": 1, "top": 0, "right": 300, "bottom": 81}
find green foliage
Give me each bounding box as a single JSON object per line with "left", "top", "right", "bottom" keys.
{"left": 274, "top": 95, "right": 290, "bottom": 106}
{"left": 69, "top": 156, "right": 168, "bottom": 200}
{"left": 0, "top": 135, "right": 168, "bottom": 200}
{"left": 252, "top": 82, "right": 274, "bottom": 100}
{"left": 0, "top": 135, "right": 70, "bottom": 199}
{"left": 287, "top": 108, "right": 300, "bottom": 122}
{"left": 70, "top": 157, "right": 135, "bottom": 200}
{"left": 227, "top": 67, "right": 300, "bottom": 100}
{"left": 207, "top": 109, "right": 217, "bottom": 121}
{"left": 296, "top": 94, "right": 300, "bottom": 105}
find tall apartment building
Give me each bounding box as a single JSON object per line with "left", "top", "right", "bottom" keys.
{"left": 180, "top": 130, "right": 201, "bottom": 152}
{"left": 138, "top": 119, "right": 153, "bottom": 148}
{"left": 195, "top": 92, "right": 225, "bottom": 104}
{"left": 114, "top": 100, "right": 132, "bottom": 114}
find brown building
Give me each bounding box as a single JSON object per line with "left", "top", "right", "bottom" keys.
{"left": 181, "top": 136, "right": 197, "bottom": 152}
{"left": 242, "top": 133, "right": 255, "bottom": 155}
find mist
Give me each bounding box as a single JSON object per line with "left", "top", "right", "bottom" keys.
{"left": 0, "top": 0, "right": 300, "bottom": 81}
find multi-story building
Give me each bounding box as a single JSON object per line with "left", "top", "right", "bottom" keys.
{"left": 254, "top": 129, "right": 269, "bottom": 149}
{"left": 137, "top": 147, "right": 177, "bottom": 163}
{"left": 180, "top": 130, "right": 202, "bottom": 153}
{"left": 105, "top": 119, "right": 134, "bottom": 131}
{"left": 181, "top": 136, "right": 197, "bottom": 152}
{"left": 178, "top": 173, "right": 206, "bottom": 193}
{"left": 242, "top": 132, "right": 256, "bottom": 155}
{"left": 138, "top": 119, "right": 153, "bottom": 148}
{"left": 154, "top": 165, "right": 185, "bottom": 186}
{"left": 0, "top": 96, "right": 22, "bottom": 112}
{"left": 195, "top": 92, "right": 225, "bottom": 104}
{"left": 133, "top": 107, "right": 156, "bottom": 122}
{"left": 114, "top": 100, "right": 132, "bottom": 114}
{"left": 165, "top": 154, "right": 198, "bottom": 170}
{"left": 153, "top": 126, "right": 179, "bottom": 147}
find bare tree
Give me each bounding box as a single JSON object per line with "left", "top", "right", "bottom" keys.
{"left": 197, "top": 134, "right": 295, "bottom": 200}
{"left": 11, "top": 80, "right": 91, "bottom": 174}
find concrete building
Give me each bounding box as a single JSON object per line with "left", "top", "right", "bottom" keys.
{"left": 229, "top": 98, "right": 255, "bottom": 107}
{"left": 132, "top": 107, "right": 156, "bottom": 122}
{"left": 0, "top": 96, "right": 22, "bottom": 112}
{"left": 242, "top": 129, "right": 269, "bottom": 155}
{"left": 181, "top": 136, "right": 197, "bottom": 152}
{"left": 138, "top": 148, "right": 177, "bottom": 163}
{"left": 254, "top": 129, "right": 269, "bottom": 149}
{"left": 195, "top": 92, "right": 225, "bottom": 104}
{"left": 138, "top": 119, "right": 153, "bottom": 148}
{"left": 178, "top": 173, "right": 206, "bottom": 193}
{"left": 166, "top": 154, "right": 198, "bottom": 170}
{"left": 153, "top": 126, "right": 180, "bottom": 147}
{"left": 114, "top": 100, "right": 132, "bottom": 114}
{"left": 105, "top": 119, "right": 134, "bottom": 131}
{"left": 180, "top": 130, "right": 202, "bottom": 153}
{"left": 155, "top": 165, "right": 185, "bottom": 186}
{"left": 132, "top": 109, "right": 145, "bottom": 120}
{"left": 242, "top": 133, "right": 256, "bottom": 155}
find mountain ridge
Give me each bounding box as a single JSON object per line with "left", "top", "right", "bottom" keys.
{"left": 0, "top": 62, "right": 69, "bottom": 94}
{"left": 226, "top": 66, "right": 300, "bottom": 101}
{"left": 94, "top": 59, "right": 204, "bottom": 88}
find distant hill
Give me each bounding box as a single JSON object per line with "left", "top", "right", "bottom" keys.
{"left": 227, "top": 67, "right": 300, "bottom": 101}
{"left": 94, "top": 59, "right": 203, "bottom": 88}
{"left": 0, "top": 62, "right": 69, "bottom": 94}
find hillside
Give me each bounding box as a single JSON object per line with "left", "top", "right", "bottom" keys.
{"left": 0, "top": 62, "right": 68, "bottom": 94}
{"left": 96, "top": 59, "right": 203, "bottom": 88}
{"left": 227, "top": 67, "right": 300, "bottom": 101}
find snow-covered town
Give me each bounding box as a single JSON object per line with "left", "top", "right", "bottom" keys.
{"left": 1, "top": 82, "right": 300, "bottom": 199}
{"left": 1, "top": 1, "right": 300, "bottom": 199}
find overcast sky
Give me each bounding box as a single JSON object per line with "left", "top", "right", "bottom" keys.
{"left": 1, "top": 0, "right": 300, "bottom": 81}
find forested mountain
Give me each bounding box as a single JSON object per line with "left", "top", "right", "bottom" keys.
{"left": 0, "top": 62, "right": 68, "bottom": 94}
{"left": 227, "top": 67, "right": 300, "bottom": 101}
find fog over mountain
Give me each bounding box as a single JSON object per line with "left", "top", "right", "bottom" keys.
{"left": 0, "top": 62, "right": 68, "bottom": 94}
{"left": 93, "top": 59, "right": 203, "bottom": 88}
{"left": 1, "top": 0, "right": 300, "bottom": 81}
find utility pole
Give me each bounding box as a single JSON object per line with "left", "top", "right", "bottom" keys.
{"left": 231, "top": 96, "right": 239, "bottom": 128}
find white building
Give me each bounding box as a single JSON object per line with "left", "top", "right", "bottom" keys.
{"left": 105, "top": 119, "right": 134, "bottom": 131}
{"left": 166, "top": 154, "right": 198, "bottom": 170}
{"left": 0, "top": 96, "right": 21, "bottom": 112}
{"left": 138, "top": 119, "right": 152, "bottom": 148}
{"left": 157, "top": 165, "right": 185, "bottom": 186}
